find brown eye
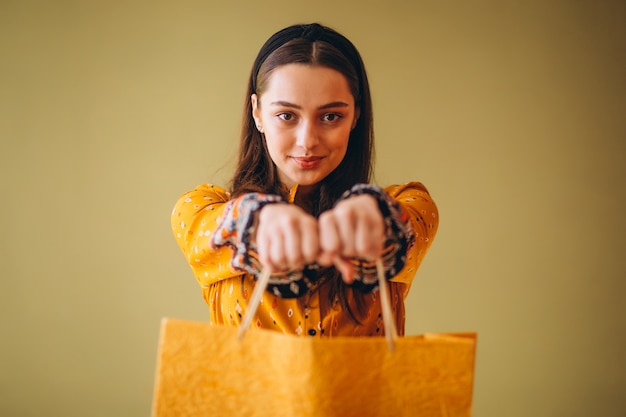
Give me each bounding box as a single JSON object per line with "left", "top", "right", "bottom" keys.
{"left": 278, "top": 113, "right": 294, "bottom": 121}
{"left": 322, "top": 113, "right": 342, "bottom": 122}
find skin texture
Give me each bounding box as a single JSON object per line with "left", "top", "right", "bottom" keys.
{"left": 251, "top": 64, "right": 384, "bottom": 281}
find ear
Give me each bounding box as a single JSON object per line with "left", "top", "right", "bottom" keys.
{"left": 251, "top": 94, "right": 262, "bottom": 128}
{"left": 352, "top": 107, "right": 361, "bottom": 130}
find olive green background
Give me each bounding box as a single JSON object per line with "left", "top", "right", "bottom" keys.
{"left": 1, "top": 1, "right": 624, "bottom": 416}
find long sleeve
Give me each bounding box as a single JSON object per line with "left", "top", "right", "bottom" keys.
{"left": 171, "top": 182, "right": 437, "bottom": 299}
{"left": 386, "top": 182, "right": 439, "bottom": 287}
{"left": 170, "top": 184, "right": 249, "bottom": 288}
{"left": 171, "top": 182, "right": 438, "bottom": 336}
{"left": 171, "top": 184, "right": 305, "bottom": 296}
{"left": 331, "top": 182, "right": 437, "bottom": 292}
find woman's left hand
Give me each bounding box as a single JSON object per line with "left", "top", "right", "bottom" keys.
{"left": 317, "top": 194, "right": 385, "bottom": 283}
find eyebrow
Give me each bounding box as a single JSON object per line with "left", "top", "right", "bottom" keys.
{"left": 269, "top": 100, "right": 351, "bottom": 110}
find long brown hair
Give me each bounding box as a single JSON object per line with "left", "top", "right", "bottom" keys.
{"left": 231, "top": 24, "right": 374, "bottom": 213}
{"left": 230, "top": 23, "right": 375, "bottom": 319}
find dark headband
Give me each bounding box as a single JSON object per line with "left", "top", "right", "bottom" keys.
{"left": 251, "top": 23, "right": 363, "bottom": 94}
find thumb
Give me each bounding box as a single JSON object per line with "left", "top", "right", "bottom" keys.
{"left": 333, "top": 256, "right": 355, "bottom": 284}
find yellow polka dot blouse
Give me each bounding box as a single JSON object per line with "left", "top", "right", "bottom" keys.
{"left": 171, "top": 182, "right": 438, "bottom": 337}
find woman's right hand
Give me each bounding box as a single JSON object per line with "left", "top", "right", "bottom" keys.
{"left": 255, "top": 204, "right": 320, "bottom": 274}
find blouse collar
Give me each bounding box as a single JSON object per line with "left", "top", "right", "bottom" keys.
{"left": 287, "top": 184, "right": 299, "bottom": 203}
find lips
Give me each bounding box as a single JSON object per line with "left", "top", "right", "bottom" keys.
{"left": 292, "top": 156, "right": 324, "bottom": 169}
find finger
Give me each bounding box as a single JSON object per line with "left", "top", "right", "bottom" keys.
{"left": 255, "top": 223, "right": 271, "bottom": 267}
{"left": 318, "top": 212, "right": 341, "bottom": 257}
{"left": 266, "top": 229, "right": 288, "bottom": 272}
{"left": 282, "top": 217, "right": 304, "bottom": 268}
{"left": 256, "top": 207, "right": 280, "bottom": 270}
{"left": 335, "top": 208, "right": 357, "bottom": 257}
{"left": 355, "top": 215, "right": 384, "bottom": 260}
{"left": 333, "top": 256, "right": 355, "bottom": 284}
{"left": 299, "top": 217, "right": 320, "bottom": 265}
{"left": 317, "top": 250, "right": 335, "bottom": 266}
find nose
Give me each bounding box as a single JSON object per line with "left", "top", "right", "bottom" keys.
{"left": 295, "top": 120, "right": 319, "bottom": 150}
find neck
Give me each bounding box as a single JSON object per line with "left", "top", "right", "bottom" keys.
{"left": 292, "top": 184, "right": 317, "bottom": 213}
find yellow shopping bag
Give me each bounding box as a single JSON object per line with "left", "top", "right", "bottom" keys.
{"left": 151, "top": 318, "right": 476, "bottom": 417}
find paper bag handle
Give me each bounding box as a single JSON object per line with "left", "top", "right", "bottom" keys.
{"left": 238, "top": 259, "right": 398, "bottom": 351}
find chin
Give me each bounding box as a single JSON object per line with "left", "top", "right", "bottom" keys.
{"left": 297, "top": 174, "right": 329, "bottom": 187}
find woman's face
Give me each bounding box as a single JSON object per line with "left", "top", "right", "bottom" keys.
{"left": 252, "top": 64, "right": 358, "bottom": 193}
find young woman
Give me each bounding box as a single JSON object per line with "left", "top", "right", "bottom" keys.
{"left": 171, "top": 23, "right": 438, "bottom": 337}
